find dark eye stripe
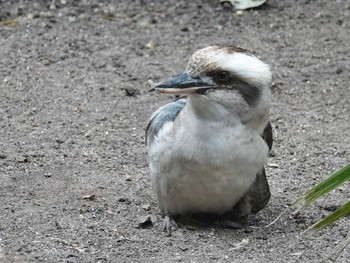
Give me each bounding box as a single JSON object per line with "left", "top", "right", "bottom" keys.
{"left": 233, "top": 79, "right": 261, "bottom": 106}
{"left": 206, "top": 70, "right": 261, "bottom": 106}
{"left": 207, "top": 70, "right": 234, "bottom": 85}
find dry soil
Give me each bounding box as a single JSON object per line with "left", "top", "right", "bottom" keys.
{"left": 0, "top": 0, "right": 349, "bottom": 262}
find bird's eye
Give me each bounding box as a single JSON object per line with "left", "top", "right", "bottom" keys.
{"left": 215, "top": 71, "right": 231, "bottom": 84}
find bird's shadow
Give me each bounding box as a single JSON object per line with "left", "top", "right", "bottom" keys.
{"left": 173, "top": 210, "right": 251, "bottom": 231}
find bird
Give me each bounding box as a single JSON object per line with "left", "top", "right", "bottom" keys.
{"left": 146, "top": 44, "right": 273, "bottom": 234}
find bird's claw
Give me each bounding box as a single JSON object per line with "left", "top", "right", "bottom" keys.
{"left": 163, "top": 214, "right": 177, "bottom": 236}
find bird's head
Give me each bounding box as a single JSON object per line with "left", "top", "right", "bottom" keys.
{"left": 152, "top": 45, "right": 272, "bottom": 126}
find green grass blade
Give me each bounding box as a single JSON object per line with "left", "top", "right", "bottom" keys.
{"left": 261, "top": 164, "right": 350, "bottom": 229}
{"left": 307, "top": 200, "right": 350, "bottom": 231}
{"left": 300, "top": 164, "right": 350, "bottom": 210}
{"left": 326, "top": 234, "right": 350, "bottom": 262}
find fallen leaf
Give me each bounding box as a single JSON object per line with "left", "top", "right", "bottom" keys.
{"left": 221, "top": 0, "right": 267, "bottom": 10}
{"left": 267, "top": 163, "right": 279, "bottom": 168}
{"left": 104, "top": 14, "right": 116, "bottom": 21}
{"left": 82, "top": 194, "right": 96, "bottom": 200}
{"left": 68, "top": 16, "right": 76, "bottom": 23}
{"left": 146, "top": 41, "right": 155, "bottom": 49}
{"left": 0, "top": 18, "right": 20, "bottom": 27}
{"left": 71, "top": 242, "right": 80, "bottom": 249}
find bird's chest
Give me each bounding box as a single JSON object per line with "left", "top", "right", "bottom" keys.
{"left": 174, "top": 121, "right": 266, "bottom": 166}
{"left": 156, "top": 122, "right": 268, "bottom": 215}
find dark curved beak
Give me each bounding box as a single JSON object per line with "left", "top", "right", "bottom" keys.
{"left": 150, "top": 72, "right": 213, "bottom": 95}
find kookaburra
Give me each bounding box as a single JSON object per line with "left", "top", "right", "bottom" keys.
{"left": 146, "top": 45, "right": 273, "bottom": 234}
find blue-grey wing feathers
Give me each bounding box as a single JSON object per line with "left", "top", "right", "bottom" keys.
{"left": 146, "top": 98, "right": 186, "bottom": 145}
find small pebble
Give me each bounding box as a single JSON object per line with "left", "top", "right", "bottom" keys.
{"left": 142, "top": 204, "right": 151, "bottom": 211}
{"left": 336, "top": 68, "right": 343, "bottom": 74}
{"left": 236, "top": 10, "right": 244, "bottom": 16}
{"left": 267, "top": 163, "right": 279, "bottom": 168}
{"left": 178, "top": 243, "right": 189, "bottom": 251}
{"left": 15, "top": 155, "right": 28, "bottom": 163}
{"left": 137, "top": 215, "right": 153, "bottom": 228}
{"left": 42, "top": 59, "right": 51, "bottom": 66}
{"left": 124, "top": 87, "right": 140, "bottom": 97}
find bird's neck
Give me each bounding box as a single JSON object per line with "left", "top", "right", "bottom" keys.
{"left": 186, "top": 95, "right": 239, "bottom": 124}
{"left": 186, "top": 94, "right": 270, "bottom": 133}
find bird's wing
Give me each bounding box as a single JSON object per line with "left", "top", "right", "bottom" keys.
{"left": 145, "top": 98, "right": 187, "bottom": 145}
{"left": 262, "top": 121, "right": 273, "bottom": 152}
{"left": 234, "top": 121, "right": 273, "bottom": 216}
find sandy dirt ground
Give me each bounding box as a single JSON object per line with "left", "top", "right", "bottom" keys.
{"left": 0, "top": 0, "right": 349, "bottom": 262}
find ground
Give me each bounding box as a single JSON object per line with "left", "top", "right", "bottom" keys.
{"left": 0, "top": 0, "right": 349, "bottom": 262}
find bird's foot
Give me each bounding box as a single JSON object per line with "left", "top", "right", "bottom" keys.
{"left": 163, "top": 214, "right": 177, "bottom": 236}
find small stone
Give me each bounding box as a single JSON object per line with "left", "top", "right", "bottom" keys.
{"left": 60, "top": 53, "right": 68, "bottom": 60}
{"left": 137, "top": 215, "right": 153, "bottom": 229}
{"left": 15, "top": 155, "right": 28, "bottom": 163}
{"left": 84, "top": 131, "right": 91, "bottom": 138}
{"left": 236, "top": 10, "right": 244, "bottom": 16}
{"left": 42, "top": 59, "right": 51, "bottom": 66}
{"left": 269, "top": 150, "right": 276, "bottom": 157}
{"left": 336, "top": 68, "right": 343, "bottom": 74}
{"left": 39, "top": 11, "right": 54, "bottom": 18}
{"left": 267, "top": 163, "right": 279, "bottom": 168}
{"left": 118, "top": 197, "right": 130, "bottom": 204}
{"left": 137, "top": 20, "right": 154, "bottom": 29}
{"left": 82, "top": 194, "right": 96, "bottom": 200}
{"left": 56, "top": 138, "right": 65, "bottom": 144}
{"left": 124, "top": 87, "right": 140, "bottom": 97}
{"left": 68, "top": 16, "right": 76, "bottom": 23}
{"left": 142, "top": 204, "right": 151, "bottom": 211}
{"left": 125, "top": 176, "right": 132, "bottom": 181}
{"left": 178, "top": 243, "right": 189, "bottom": 251}
{"left": 78, "top": 14, "right": 86, "bottom": 20}
{"left": 145, "top": 41, "right": 155, "bottom": 49}
{"left": 49, "top": 2, "right": 56, "bottom": 10}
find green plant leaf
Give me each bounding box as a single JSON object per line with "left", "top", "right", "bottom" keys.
{"left": 220, "top": 0, "right": 267, "bottom": 10}
{"left": 299, "top": 163, "right": 350, "bottom": 211}
{"left": 327, "top": 234, "right": 350, "bottom": 262}
{"left": 261, "top": 163, "right": 350, "bottom": 229}
{"left": 307, "top": 200, "right": 350, "bottom": 231}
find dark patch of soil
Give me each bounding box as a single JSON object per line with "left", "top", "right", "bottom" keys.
{"left": 0, "top": 0, "right": 349, "bottom": 262}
